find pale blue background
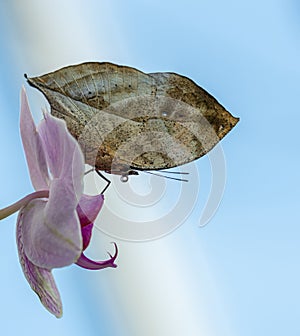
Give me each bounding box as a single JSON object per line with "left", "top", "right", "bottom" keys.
{"left": 0, "top": 0, "right": 299, "bottom": 335}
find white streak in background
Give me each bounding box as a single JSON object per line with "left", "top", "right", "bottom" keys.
{"left": 88, "top": 230, "right": 233, "bottom": 336}
{"left": 12, "top": 1, "right": 232, "bottom": 334}
{"left": 10, "top": 0, "right": 128, "bottom": 72}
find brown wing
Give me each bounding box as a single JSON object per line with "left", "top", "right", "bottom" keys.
{"left": 26, "top": 62, "right": 239, "bottom": 173}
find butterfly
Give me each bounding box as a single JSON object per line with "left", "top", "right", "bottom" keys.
{"left": 26, "top": 62, "right": 239, "bottom": 190}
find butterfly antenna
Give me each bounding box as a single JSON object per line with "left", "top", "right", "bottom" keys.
{"left": 155, "top": 170, "right": 189, "bottom": 175}
{"left": 142, "top": 171, "right": 188, "bottom": 182}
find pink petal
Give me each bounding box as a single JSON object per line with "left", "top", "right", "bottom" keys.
{"left": 20, "top": 88, "right": 49, "bottom": 190}
{"left": 21, "top": 181, "right": 82, "bottom": 269}
{"left": 77, "top": 194, "right": 104, "bottom": 227}
{"left": 38, "top": 111, "right": 84, "bottom": 203}
{"left": 76, "top": 243, "right": 118, "bottom": 270}
{"left": 17, "top": 209, "right": 63, "bottom": 318}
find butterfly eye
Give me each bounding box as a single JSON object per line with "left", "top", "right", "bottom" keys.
{"left": 120, "top": 175, "right": 129, "bottom": 183}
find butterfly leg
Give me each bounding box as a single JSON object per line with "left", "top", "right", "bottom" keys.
{"left": 96, "top": 170, "right": 111, "bottom": 194}
{"left": 84, "top": 167, "right": 94, "bottom": 175}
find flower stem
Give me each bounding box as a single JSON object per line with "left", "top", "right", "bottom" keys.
{"left": 0, "top": 190, "right": 49, "bottom": 220}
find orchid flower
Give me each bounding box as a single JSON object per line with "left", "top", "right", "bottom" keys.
{"left": 0, "top": 88, "right": 117, "bottom": 318}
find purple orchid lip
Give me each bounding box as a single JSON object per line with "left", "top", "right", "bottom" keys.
{"left": 0, "top": 88, "right": 118, "bottom": 318}
{"left": 76, "top": 243, "right": 118, "bottom": 270}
